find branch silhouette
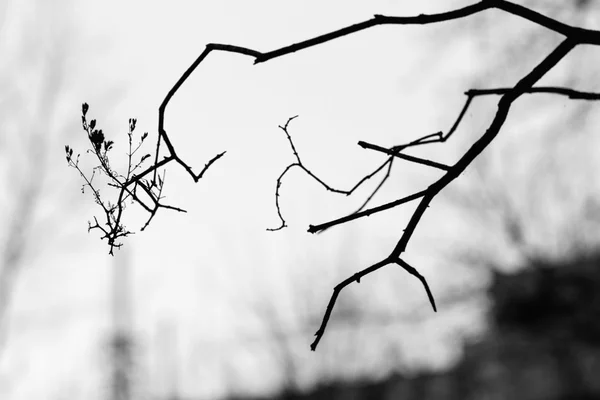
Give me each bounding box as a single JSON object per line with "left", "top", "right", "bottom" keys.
{"left": 267, "top": 116, "right": 397, "bottom": 232}
{"left": 67, "top": 0, "right": 600, "bottom": 350}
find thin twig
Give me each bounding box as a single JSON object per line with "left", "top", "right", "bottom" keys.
{"left": 267, "top": 116, "right": 399, "bottom": 231}
{"left": 358, "top": 141, "right": 451, "bottom": 171}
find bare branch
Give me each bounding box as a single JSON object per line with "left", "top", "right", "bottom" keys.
{"left": 385, "top": 86, "right": 600, "bottom": 158}
{"left": 69, "top": 0, "right": 600, "bottom": 350}
{"left": 310, "top": 38, "right": 579, "bottom": 350}
{"left": 71, "top": 0, "right": 600, "bottom": 255}
{"left": 308, "top": 190, "right": 427, "bottom": 234}
{"left": 267, "top": 116, "right": 398, "bottom": 231}
{"left": 467, "top": 86, "right": 600, "bottom": 100}
{"left": 358, "top": 141, "right": 451, "bottom": 171}
{"left": 310, "top": 258, "right": 393, "bottom": 351}
{"left": 395, "top": 258, "right": 437, "bottom": 312}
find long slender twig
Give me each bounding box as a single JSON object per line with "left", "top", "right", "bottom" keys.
{"left": 468, "top": 86, "right": 600, "bottom": 99}
{"left": 358, "top": 141, "right": 451, "bottom": 171}
{"left": 384, "top": 86, "right": 600, "bottom": 158}
{"left": 308, "top": 190, "right": 428, "bottom": 234}
{"left": 267, "top": 116, "right": 397, "bottom": 231}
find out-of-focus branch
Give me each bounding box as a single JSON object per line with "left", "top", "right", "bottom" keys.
{"left": 1, "top": 0, "right": 81, "bottom": 358}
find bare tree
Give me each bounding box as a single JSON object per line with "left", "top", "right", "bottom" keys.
{"left": 68, "top": 0, "right": 600, "bottom": 350}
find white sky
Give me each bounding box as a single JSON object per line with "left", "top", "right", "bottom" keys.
{"left": 4, "top": 1, "right": 598, "bottom": 399}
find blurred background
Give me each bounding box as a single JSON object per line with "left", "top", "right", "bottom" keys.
{"left": 1, "top": 0, "right": 600, "bottom": 399}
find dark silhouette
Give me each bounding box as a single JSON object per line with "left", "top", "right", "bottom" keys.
{"left": 68, "top": 1, "right": 600, "bottom": 350}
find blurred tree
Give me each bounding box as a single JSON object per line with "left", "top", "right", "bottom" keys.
{"left": 433, "top": 0, "right": 600, "bottom": 310}
{"left": 218, "top": 230, "right": 486, "bottom": 399}
{"left": 431, "top": 4, "right": 600, "bottom": 398}
{"left": 104, "top": 248, "right": 136, "bottom": 400}
{"left": 0, "top": 0, "right": 92, "bottom": 358}
{"left": 491, "top": 252, "right": 600, "bottom": 345}
{"left": 444, "top": 0, "right": 600, "bottom": 262}
{"left": 438, "top": 252, "right": 600, "bottom": 400}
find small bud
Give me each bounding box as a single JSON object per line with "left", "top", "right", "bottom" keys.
{"left": 90, "top": 129, "right": 105, "bottom": 152}
{"left": 89, "top": 119, "right": 96, "bottom": 130}
{"left": 82, "top": 103, "right": 89, "bottom": 116}
{"left": 141, "top": 132, "right": 148, "bottom": 141}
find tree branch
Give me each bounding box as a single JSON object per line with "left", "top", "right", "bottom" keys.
{"left": 267, "top": 116, "right": 397, "bottom": 231}
{"left": 358, "top": 141, "right": 451, "bottom": 171}
{"left": 69, "top": 0, "right": 600, "bottom": 350}
{"left": 310, "top": 37, "right": 579, "bottom": 350}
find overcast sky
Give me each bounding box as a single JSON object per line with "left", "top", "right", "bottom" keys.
{"left": 3, "top": 1, "right": 595, "bottom": 399}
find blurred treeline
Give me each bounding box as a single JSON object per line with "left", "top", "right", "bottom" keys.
{"left": 222, "top": 251, "right": 600, "bottom": 400}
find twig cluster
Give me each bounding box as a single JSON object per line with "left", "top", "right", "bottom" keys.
{"left": 66, "top": 104, "right": 190, "bottom": 255}
{"left": 69, "top": 0, "right": 600, "bottom": 350}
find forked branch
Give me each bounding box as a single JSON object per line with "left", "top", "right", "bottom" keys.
{"left": 68, "top": 0, "right": 600, "bottom": 350}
